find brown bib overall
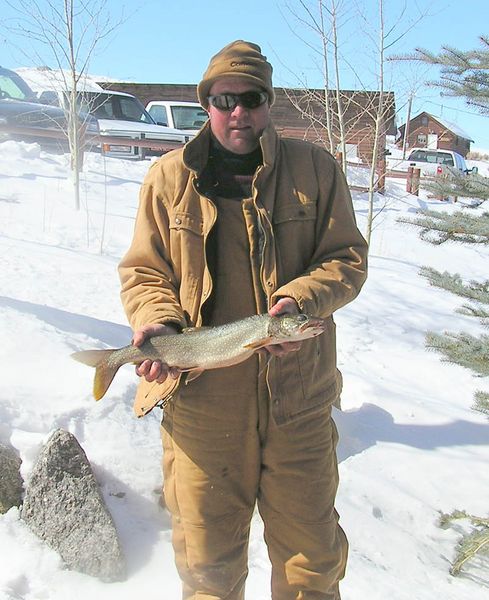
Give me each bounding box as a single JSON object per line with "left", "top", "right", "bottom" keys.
{"left": 161, "top": 197, "right": 347, "bottom": 600}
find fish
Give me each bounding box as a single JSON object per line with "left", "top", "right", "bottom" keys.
{"left": 71, "top": 313, "right": 325, "bottom": 401}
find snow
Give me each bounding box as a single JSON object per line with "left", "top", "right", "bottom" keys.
{"left": 15, "top": 67, "right": 105, "bottom": 93}
{"left": 0, "top": 141, "right": 488, "bottom": 600}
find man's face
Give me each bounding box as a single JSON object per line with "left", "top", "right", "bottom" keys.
{"left": 207, "top": 77, "right": 270, "bottom": 154}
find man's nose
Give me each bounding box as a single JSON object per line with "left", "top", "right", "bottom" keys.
{"left": 230, "top": 103, "right": 249, "bottom": 117}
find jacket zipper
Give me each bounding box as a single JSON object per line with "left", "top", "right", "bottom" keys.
{"left": 252, "top": 172, "right": 277, "bottom": 413}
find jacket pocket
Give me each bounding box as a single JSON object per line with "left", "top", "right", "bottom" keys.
{"left": 272, "top": 201, "right": 317, "bottom": 224}
{"left": 272, "top": 202, "right": 318, "bottom": 281}
{"left": 269, "top": 317, "right": 340, "bottom": 425}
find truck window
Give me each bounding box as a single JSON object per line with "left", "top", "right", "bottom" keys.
{"left": 170, "top": 105, "right": 208, "bottom": 130}
{"left": 38, "top": 91, "right": 60, "bottom": 106}
{"left": 148, "top": 105, "right": 168, "bottom": 126}
{"left": 0, "top": 74, "right": 28, "bottom": 100}
{"left": 409, "top": 150, "right": 454, "bottom": 167}
{"left": 409, "top": 150, "right": 426, "bottom": 162}
{"left": 118, "top": 96, "right": 154, "bottom": 124}
{"left": 76, "top": 92, "right": 154, "bottom": 123}
{"left": 425, "top": 152, "right": 438, "bottom": 164}
{"left": 77, "top": 92, "right": 115, "bottom": 119}
{"left": 436, "top": 153, "right": 454, "bottom": 166}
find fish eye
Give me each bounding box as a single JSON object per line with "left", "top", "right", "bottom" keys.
{"left": 296, "top": 314, "right": 308, "bottom": 322}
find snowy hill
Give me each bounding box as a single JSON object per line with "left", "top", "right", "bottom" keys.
{"left": 0, "top": 141, "right": 488, "bottom": 600}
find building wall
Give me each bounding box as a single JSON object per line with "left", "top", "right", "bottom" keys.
{"left": 401, "top": 112, "right": 471, "bottom": 157}
{"left": 98, "top": 81, "right": 395, "bottom": 164}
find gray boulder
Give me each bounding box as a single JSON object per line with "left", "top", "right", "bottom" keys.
{"left": 21, "top": 429, "right": 126, "bottom": 582}
{"left": 0, "top": 443, "right": 23, "bottom": 513}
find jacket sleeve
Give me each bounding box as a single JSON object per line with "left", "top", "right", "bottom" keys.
{"left": 118, "top": 162, "right": 187, "bottom": 332}
{"left": 272, "top": 149, "right": 368, "bottom": 317}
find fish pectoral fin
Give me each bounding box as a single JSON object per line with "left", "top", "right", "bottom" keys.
{"left": 184, "top": 368, "right": 205, "bottom": 384}
{"left": 258, "top": 353, "right": 273, "bottom": 377}
{"left": 244, "top": 337, "right": 274, "bottom": 350}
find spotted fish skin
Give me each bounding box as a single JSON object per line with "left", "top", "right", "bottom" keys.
{"left": 71, "top": 313, "right": 326, "bottom": 400}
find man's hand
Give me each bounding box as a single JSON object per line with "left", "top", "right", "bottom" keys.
{"left": 132, "top": 323, "right": 181, "bottom": 384}
{"left": 264, "top": 297, "right": 302, "bottom": 357}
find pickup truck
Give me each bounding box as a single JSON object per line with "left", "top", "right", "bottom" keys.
{"left": 145, "top": 100, "right": 208, "bottom": 139}
{"left": 16, "top": 68, "right": 187, "bottom": 160}
{"left": 403, "top": 148, "right": 473, "bottom": 176}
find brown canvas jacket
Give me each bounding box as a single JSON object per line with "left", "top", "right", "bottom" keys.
{"left": 119, "top": 121, "right": 368, "bottom": 422}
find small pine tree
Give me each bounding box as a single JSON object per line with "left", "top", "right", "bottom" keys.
{"left": 425, "top": 331, "right": 489, "bottom": 377}
{"left": 420, "top": 267, "right": 489, "bottom": 303}
{"left": 422, "top": 169, "right": 489, "bottom": 204}
{"left": 394, "top": 36, "right": 489, "bottom": 115}
{"left": 457, "top": 304, "right": 489, "bottom": 322}
{"left": 398, "top": 210, "right": 489, "bottom": 245}
{"left": 420, "top": 266, "right": 489, "bottom": 408}
{"left": 438, "top": 511, "right": 489, "bottom": 576}
{"left": 472, "top": 391, "right": 489, "bottom": 417}
{"left": 392, "top": 37, "right": 489, "bottom": 198}
{"left": 397, "top": 37, "right": 489, "bottom": 579}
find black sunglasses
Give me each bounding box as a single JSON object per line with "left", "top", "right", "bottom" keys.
{"left": 207, "top": 91, "right": 269, "bottom": 111}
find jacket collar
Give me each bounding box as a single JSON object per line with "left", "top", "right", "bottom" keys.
{"left": 259, "top": 122, "right": 278, "bottom": 171}
{"left": 183, "top": 121, "right": 279, "bottom": 176}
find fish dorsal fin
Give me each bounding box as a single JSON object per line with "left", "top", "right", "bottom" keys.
{"left": 244, "top": 337, "right": 274, "bottom": 350}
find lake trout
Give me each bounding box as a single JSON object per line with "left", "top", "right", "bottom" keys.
{"left": 71, "top": 313, "right": 325, "bottom": 401}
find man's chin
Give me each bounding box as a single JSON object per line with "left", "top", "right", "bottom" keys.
{"left": 225, "top": 135, "right": 260, "bottom": 154}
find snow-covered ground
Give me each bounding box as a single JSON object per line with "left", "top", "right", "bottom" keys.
{"left": 0, "top": 141, "right": 488, "bottom": 600}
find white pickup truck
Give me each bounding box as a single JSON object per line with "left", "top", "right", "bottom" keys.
{"left": 145, "top": 101, "right": 208, "bottom": 139}
{"left": 402, "top": 148, "right": 473, "bottom": 176}
{"left": 16, "top": 68, "right": 187, "bottom": 160}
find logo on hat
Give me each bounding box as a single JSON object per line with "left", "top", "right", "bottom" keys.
{"left": 230, "top": 61, "right": 253, "bottom": 67}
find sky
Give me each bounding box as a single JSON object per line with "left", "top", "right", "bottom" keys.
{"left": 0, "top": 139, "right": 488, "bottom": 599}
{"left": 1, "top": 0, "right": 488, "bottom": 149}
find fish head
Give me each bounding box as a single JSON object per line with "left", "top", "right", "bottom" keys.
{"left": 270, "top": 313, "right": 326, "bottom": 342}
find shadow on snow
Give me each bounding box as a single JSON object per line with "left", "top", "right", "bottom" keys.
{"left": 334, "top": 403, "right": 489, "bottom": 462}
{"left": 0, "top": 295, "right": 131, "bottom": 348}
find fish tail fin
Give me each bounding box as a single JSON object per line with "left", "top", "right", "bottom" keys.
{"left": 71, "top": 349, "right": 120, "bottom": 401}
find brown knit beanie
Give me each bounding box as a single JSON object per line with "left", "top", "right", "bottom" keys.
{"left": 198, "top": 40, "right": 275, "bottom": 109}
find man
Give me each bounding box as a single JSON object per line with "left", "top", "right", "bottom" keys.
{"left": 119, "top": 40, "right": 368, "bottom": 600}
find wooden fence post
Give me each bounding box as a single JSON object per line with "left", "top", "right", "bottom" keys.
{"left": 411, "top": 167, "right": 421, "bottom": 196}
{"left": 406, "top": 166, "right": 414, "bottom": 193}
{"left": 376, "top": 158, "right": 386, "bottom": 194}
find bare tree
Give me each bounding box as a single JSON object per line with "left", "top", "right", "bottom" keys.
{"left": 283, "top": 0, "right": 353, "bottom": 172}
{"left": 362, "top": 0, "right": 386, "bottom": 245}
{"left": 328, "top": 0, "right": 347, "bottom": 171}
{"left": 354, "top": 0, "right": 429, "bottom": 245}
{"left": 284, "top": 0, "right": 430, "bottom": 247}
{"left": 3, "top": 0, "right": 124, "bottom": 210}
